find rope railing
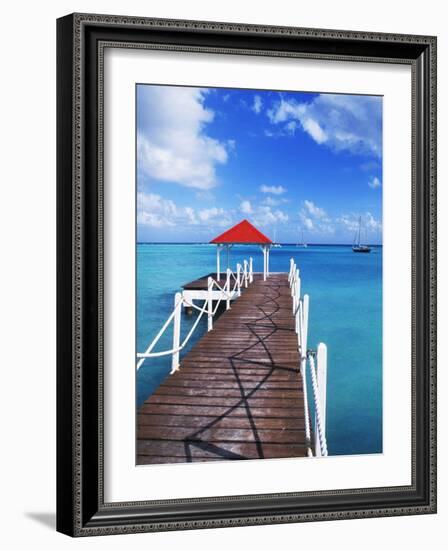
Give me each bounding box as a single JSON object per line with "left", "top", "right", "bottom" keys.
{"left": 308, "top": 351, "right": 328, "bottom": 456}
{"left": 289, "top": 257, "right": 329, "bottom": 457}
{"left": 137, "top": 258, "right": 254, "bottom": 373}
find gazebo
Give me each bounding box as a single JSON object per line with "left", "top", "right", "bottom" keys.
{"left": 210, "top": 219, "right": 273, "bottom": 281}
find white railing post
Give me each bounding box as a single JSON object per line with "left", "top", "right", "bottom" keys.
{"left": 207, "top": 277, "right": 213, "bottom": 331}
{"left": 288, "top": 258, "right": 294, "bottom": 282}
{"left": 226, "top": 268, "right": 231, "bottom": 310}
{"left": 303, "top": 294, "right": 309, "bottom": 352}
{"left": 295, "top": 300, "right": 300, "bottom": 335}
{"left": 295, "top": 268, "right": 300, "bottom": 300}
{"left": 216, "top": 245, "right": 221, "bottom": 282}
{"left": 249, "top": 257, "right": 253, "bottom": 283}
{"left": 295, "top": 268, "right": 301, "bottom": 332}
{"left": 171, "top": 292, "right": 182, "bottom": 372}
{"left": 315, "top": 343, "right": 328, "bottom": 456}
{"left": 243, "top": 260, "right": 248, "bottom": 288}
{"left": 262, "top": 246, "right": 267, "bottom": 281}
{"left": 236, "top": 264, "right": 242, "bottom": 296}
{"left": 295, "top": 274, "right": 301, "bottom": 336}
{"left": 292, "top": 277, "right": 297, "bottom": 313}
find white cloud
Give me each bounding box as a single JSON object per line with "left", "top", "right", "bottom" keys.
{"left": 299, "top": 200, "right": 334, "bottom": 234}
{"left": 336, "top": 212, "right": 382, "bottom": 234}
{"left": 137, "top": 86, "right": 231, "bottom": 189}
{"left": 299, "top": 212, "right": 334, "bottom": 234}
{"left": 303, "top": 200, "right": 328, "bottom": 220}
{"left": 267, "top": 93, "right": 382, "bottom": 157}
{"left": 262, "top": 196, "right": 289, "bottom": 207}
{"left": 240, "top": 200, "right": 253, "bottom": 214}
{"left": 285, "top": 120, "right": 298, "bottom": 135}
{"left": 137, "top": 193, "right": 234, "bottom": 229}
{"left": 260, "top": 184, "right": 287, "bottom": 195}
{"left": 264, "top": 129, "right": 277, "bottom": 138}
{"left": 198, "top": 207, "right": 225, "bottom": 223}
{"left": 137, "top": 192, "right": 195, "bottom": 228}
{"left": 368, "top": 176, "right": 381, "bottom": 189}
{"left": 364, "top": 212, "right": 382, "bottom": 231}
{"left": 227, "top": 139, "right": 236, "bottom": 151}
{"left": 301, "top": 118, "right": 327, "bottom": 144}
{"left": 267, "top": 100, "right": 305, "bottom": 123}
{"left": 302, "top": 217, "right": 314, "bottom": 230}
{"left": 337, "top": 214, "right": 358, "bottom": 233}
{"left": 252, "top": 95, "right": 263, "bottom": 114}
{"left": 252, "top": 206, "right": 289, "bottom": 227}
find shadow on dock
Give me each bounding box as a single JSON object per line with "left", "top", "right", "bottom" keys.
{"left": 137, "top": 273, "right": 307, "bottom": 464}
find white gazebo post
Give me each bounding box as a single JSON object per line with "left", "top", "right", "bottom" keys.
{"left": 216, "top": 244, "right": 223, "bottom": 282}
{"left": 261, "top": 246, "right": 266, "bottom": 280}
{"left": 266, "top": 245, "right": 270, "bottom": 277}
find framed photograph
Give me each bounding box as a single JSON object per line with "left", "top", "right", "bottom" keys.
{"left": 56, "top": 13, "right": 437, "bottom": 536}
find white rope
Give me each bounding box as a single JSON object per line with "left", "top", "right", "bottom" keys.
{"left": 212, "top": 296, "right": 223, "bottom": 315}
{"left": 308, "top": 354, "right": 328, "bottom": 456}
{"left": 211, "top": 278, "right": 234, "bottom": 300}
{"left": 231, "top": 277, "right": 240, "bottom": 294}
{"left": 211, "top": 278, "right": 228, "bottom": 314}
{"left": 182, "top": 298, "right": 208, "bottom": 313}
{"left": 301, "top": 356, "right": 313, "bottom": 456}
{"left": 136, "top": 298, "right": 184, "bottom": 369}
{"left": 137, "top": 301, "right": 209, "bottom": 359}
{"left": 179, "top": 303, "right": 207, "bottom": 348}
{"left": 137, "top": 346, "right": 183, "bottom": 359}
{"left": 137, "top": 260, "right": 252, "bottom": 368}
{"left": 229, "top": 271, "right": 239, "bottom": 283}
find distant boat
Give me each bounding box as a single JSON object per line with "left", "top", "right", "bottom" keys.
{"left": 273, "top": 228, "right": 282, "bottom": 248}
{"left": 297, "top": 229, "right": 308, "bottom": 248}
{"left": 352, "top": 217, "right": 371, "bottom": 253}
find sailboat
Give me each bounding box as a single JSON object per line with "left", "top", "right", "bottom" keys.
{"left": 273, "top": 228, "right": 282, "bottom": 247}
{"left": 297, "top": 229, "right": 307, "bottom": 248}
{"left": 352, "top": 217, "right": 371, "bottom": 253}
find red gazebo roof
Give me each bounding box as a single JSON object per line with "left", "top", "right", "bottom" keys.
{"left": 210, "top": 219, "right": 273, "bottom": 245}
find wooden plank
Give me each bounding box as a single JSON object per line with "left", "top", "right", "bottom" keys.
{"left": 161, "top": 379, "right": 300, "bottom": 390}
{"left": 155, "top": 387, "right": 302, "bottom": 399}
{"left": 139, "top": 404, "right": 304, "bottom": 417}
{"left": 137, "top": 456, "right": 231, "bottom": 464}
{"left": 138, "top": 414, "right": 304, "bottom": 430}
{"left": 137, "top": 427, "right": 306, "bottom": 444}
{"left": 157, "top": 372, "right": 299, "bottom": 381}
{"left": 145, "top": 395, "right": 303, "bottom": 407}
{"left": 137, "top": 440, "right": 308, "bottom": 459}
{"left": 177, "top": 363, "right": 299, "bottom": 372}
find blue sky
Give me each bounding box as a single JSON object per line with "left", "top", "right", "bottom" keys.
{"left": 136, "top": 85, "right": 382, "bottom": 244}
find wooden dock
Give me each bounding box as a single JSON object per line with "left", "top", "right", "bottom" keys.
{"left": 137, "top": 273, "right": 308, "bottom": 464}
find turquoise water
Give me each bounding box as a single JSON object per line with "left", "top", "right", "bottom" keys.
{"left": 137, "top": 244, "right": 382, "bottom": 456}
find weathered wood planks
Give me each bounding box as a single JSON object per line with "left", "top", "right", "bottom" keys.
{"left": 137, "top": 273, "right": 307, "bottom": 464}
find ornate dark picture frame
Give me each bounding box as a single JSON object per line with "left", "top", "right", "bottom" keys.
{"left": 56, "top": 13, "right": 437, "bottom": 537}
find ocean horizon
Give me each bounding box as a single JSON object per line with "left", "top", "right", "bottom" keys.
{"left": 137, "top": 243, "right": 382, "bottom": 457}
{"left": 137, "top": 242, "right": 383, "bottom": 246}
